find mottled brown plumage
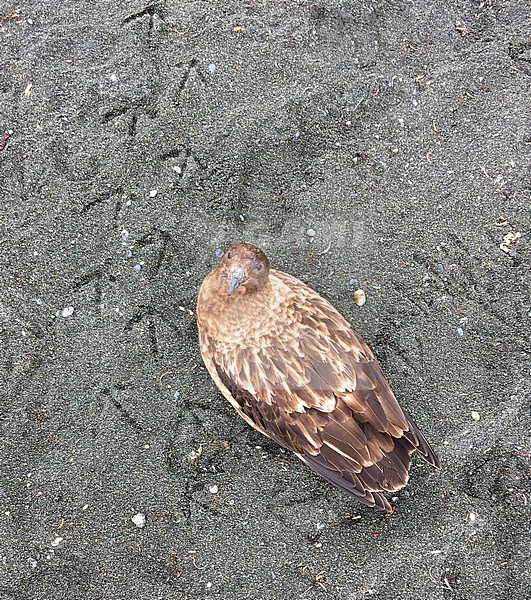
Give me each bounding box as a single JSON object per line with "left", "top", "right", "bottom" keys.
{"left": 196, "top": 243, "right": 440, "bottom": 512}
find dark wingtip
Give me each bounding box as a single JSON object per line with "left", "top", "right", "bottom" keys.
{"left": 416, "top": 435, "right": 441, "bottom": 469}
{"left": 401, "top": 409, "right": 441, "bottom": 469}
{"left": 430, "top": 451, "right": 442, "bottom": 470}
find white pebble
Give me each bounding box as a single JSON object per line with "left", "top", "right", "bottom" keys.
{"left": 189, "top": 446, "right": 202, "bottom": 460}
{"left": 82, "top": 504, "right": 89, "bottom": 510}
{"left": 306, "top": 228, "right": 316, "bottom": 237}
{"left": 457, "top": 327, "right": 464, "bottom": 336}
{"left": 121, "top": 230, "right": 129, "bottom": 241}
{"left": 353, "top": 289, "right": 367, "bottom": 307}
{"left": 133, "top": 264, "right": 142, "bottom": 272}
{"left": 173, "top": 165, "right": 182, "bottom": 174}
{"left": 471, "top": 411, "right": 480, "bottom": 421}
{"left": 208, "top": 485, "right": 218, "bottom": 494}
{"left": 28, "top": 557, "right": 38, "bottom": 568}
{"left": 149, "top": 189, "right": 158, "bottom": 198}
{"left": 206, "top": 582, "right": 213, "bottom": 589}
{"left": 469, "top": 512, "right": 476, "bottom": 522}
{"left": 126, "top": 249, "right": 133, "bottom": 258}
{"left": 50, "top": 536, "right": 63, "bottom": 547}
{"left": 208, "top": 63, "right": 216, "bottom": 73}
{"left": 132, "top": 513, "right": 146, "bottom": 528}
{"left": 110, "top": 73, "right": 118, "bottom": 82}
{"left": 173, "top": 391, "right": 181, "bottom": 401}
{"left": 62, "top": 306, "right": 74, "bottom": 318}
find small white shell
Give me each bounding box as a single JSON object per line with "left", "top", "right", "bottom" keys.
{"left": 132, "top": 513, "right": 146, "bottom": 528}
{"left": 353, "top": 289, "right": 366, "bottom": 307}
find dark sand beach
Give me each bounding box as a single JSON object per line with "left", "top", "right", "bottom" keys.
{"left": 1, "top": 1, "right": 529, "bottom": 598}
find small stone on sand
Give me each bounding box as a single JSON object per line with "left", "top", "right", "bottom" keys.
{"left": 353, "top": 289, "right": 366, "bottom": 306}
{"left": 132, "top": 513, "right": 146, "bottom": 528}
